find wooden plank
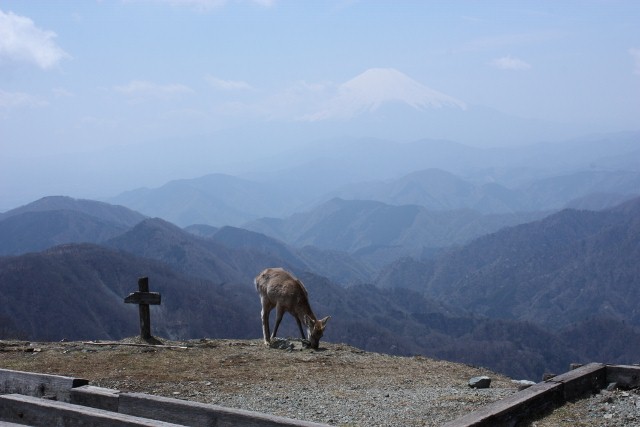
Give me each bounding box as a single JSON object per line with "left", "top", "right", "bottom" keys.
{"left": 0, "top": 368, "right": 88, "bottom": 403}
{"left": 547, "top": 362, "right": 606, "bottom": 400}
{"left": 118, "top": 392, "right": 333, "bottom": 427}
{"left": 124, "top": 292, "right": 161, "bottom": 305}
{"left": 70, "top": 385, "right": 120, "bottom": 412}
{"left": 0, "top": 394, "right": 184, "bottom": 427}
{"left": 606, "top": 364, "right": 640, "bottom": 388}
{"left": 442, "top": 381, "right": 563, "bottom": 427}
{"left": 444, "top": 363, "right": 610, "bottom": 426}
{"left": 81, "top": 341, "right": 188, "bottom": 349}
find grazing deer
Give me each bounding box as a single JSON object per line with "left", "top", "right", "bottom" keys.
{"left": 255, "top": 267, "right": 330, "bottom": 349}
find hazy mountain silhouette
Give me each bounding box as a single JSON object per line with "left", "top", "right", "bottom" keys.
{"left": 517, "top": 170, "right": 640, "bottom": 210}
{"left": 329, "top": 168, "right": 640, "bottom": 213}
{"left": 376, "top": 196, "right": 640, "bottom": 331}
{"left": 0, "top": 196, "right": 146, "bottom": 256}
{"left": 183, "top": 224, "right": 219, "bottom": 238}
{"left": 0, "top": 196, "right": 146, "bottom": 226}
{"left": 245, "top": 197, "right": 549, "bottom": 269}
{"left": 105, "top": 132, "right": 640, "bottom": 227}
{"left": 109, "top": 173, "right": 292, "bottom": 227}
{"left": 0, "top": 210, "right": 128, "bottom": 256}
{"left": 105, "top": 218, "right": 276, "bottom": 285}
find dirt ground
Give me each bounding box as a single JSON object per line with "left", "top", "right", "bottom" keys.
{"left": 0, "top": 336, "right": 521, "bottom": 426}
{"left": 1, "top": 337, "right": 632, "bottom": 426}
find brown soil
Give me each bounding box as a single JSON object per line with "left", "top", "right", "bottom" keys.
{"left": 0, "top": 337, "right": 519, "bottom": 426}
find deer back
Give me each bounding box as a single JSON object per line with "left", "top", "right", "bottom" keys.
{"left": 255, "top": 268, "right": 313, "bottom": 317}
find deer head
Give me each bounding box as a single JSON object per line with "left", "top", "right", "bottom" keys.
{"left": 305, "top": 315, "right": 330, "bottom": 349}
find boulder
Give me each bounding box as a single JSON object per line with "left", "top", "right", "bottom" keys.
{"left": 468, "top": 376, "right": 491, "bottom": 389}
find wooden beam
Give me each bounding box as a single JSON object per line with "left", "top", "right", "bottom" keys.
{"left": 70, "top": 386, "right": 332, "bottom": 427}
{"left": 70, "top": 385, "right": 120, "bottom": 412}
{"left": 443, "top": 363, "right": 608, "bottom": 427}
{"left": 81, "top": 341, "right": 187, "bottom": 350}
{"left": 606, "top": 364, "right": 640, "bottom": 389}
{"left": 0, "top": 368, "right": 88, "bottom": 403}
{"left": 0, "top": 394, "right": 183, "bottom": 427}
{"left": 118, "top": 392, "right": 333, "bottom": 427}
{"left": 124, "top": 292, "right": 161, "bottom": 305}
{"left": 442, "top": 381, "right": 563, "bottom": 427}
{"left": 124, "top": 277, "right": 161, "bottom": 340}
{"left": 547, "top": 363, "right": 606, "bottom": 400}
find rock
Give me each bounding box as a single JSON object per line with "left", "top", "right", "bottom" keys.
{"left": 469, "top": 376, "right": 491, "bottom": 389}
{"left": 511, "top": 379, "right": 536, "bottom": 390}
{"left": 269, "top": 338, "right": 294, "bottom": 350}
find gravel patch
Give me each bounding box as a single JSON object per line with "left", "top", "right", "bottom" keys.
{"left": 1, "top": 337, "right": 520, "bottom": 426}
{"left": 528, "top": 387, "right": 640, "bottom": 427}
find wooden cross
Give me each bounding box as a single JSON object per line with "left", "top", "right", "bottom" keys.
{"left": 124, "top": 277, "right": 161, "bottom": 340}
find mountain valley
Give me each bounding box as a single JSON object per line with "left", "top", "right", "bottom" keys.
{"left": 1, "top": 133, "right": 639, "bottom": 380}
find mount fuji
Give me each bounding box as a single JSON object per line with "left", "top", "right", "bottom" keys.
{"left": 302, "top": 68, "right": 467, "bottom": 121}
{"left": 287, "top": 68, "right": 576, "bottom": 147}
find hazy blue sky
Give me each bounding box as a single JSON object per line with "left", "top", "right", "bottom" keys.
{"left": 1, "top": 0, "right": 639, "bottom": 209}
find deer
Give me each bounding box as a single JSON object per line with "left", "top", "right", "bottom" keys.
{"left": 255, "top": 267, "right": 330, "bottom": 350}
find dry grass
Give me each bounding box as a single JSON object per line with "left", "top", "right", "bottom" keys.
{"left": 0, "top": 337, "right": 522, "bottom": 426}
{"left": 0, "top": 338, "right": 623, "bottom": 426}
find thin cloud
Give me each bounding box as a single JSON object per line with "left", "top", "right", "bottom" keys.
{"left": 52, "top": 87, "right": 74, "bottom": 98}
{"left": 0, "top": 89, "right": 48, "bottom": 109}
{"left": 141, "top": 0, "right": 275, "bottom": 11}
{"left": 254, "top": 80, "right": 333, "bottom": 120}
{"left": 461, "top": 30, "right": 563, "bottom": 53}
{"left": 248, "top": 0, "right": 275, "bottom": 6}
{"left": 114, "top": 80, "right": 193, "bottom": 100}
{"left": 630, "top": 48, "right": 640, "bottom": 75}
{"left": 0, "top": 9, "right": 70, "bottom": 69}
{"left": 491, "top": 55, "right": 532, "bottom": 70}
{"left": 205, "top": 75, "right": 252, "bottom": 90}
{"left": 155, "top": 0, "right": 228, "bottom": 10}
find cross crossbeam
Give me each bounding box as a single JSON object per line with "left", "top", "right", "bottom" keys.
{"left": 124, "top": 277, "right": 161, "bottom": 340}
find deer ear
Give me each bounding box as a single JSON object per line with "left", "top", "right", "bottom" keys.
{"left": 319, "top": 316, "right": 330, "bottom": 328}
{"left": 304, "top": 314, "right": 315, "bottom": 327}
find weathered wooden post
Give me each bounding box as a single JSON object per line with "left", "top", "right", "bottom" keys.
{"left": 124, "top": 277, "right": 161, "bottom": 341}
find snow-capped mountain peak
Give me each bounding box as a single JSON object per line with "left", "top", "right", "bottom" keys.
{"left": 303, "top": 68, "right": 466, "bottom": 121}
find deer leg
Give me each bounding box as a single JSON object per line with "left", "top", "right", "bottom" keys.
{"left": 271, "top": 306, "right": 286, "bottom": 340}
{"left": 295, "top": 316, "right": 306, "bottom": 340}
{"left": 260, "top": 301, "right": 272, "bottom": 345}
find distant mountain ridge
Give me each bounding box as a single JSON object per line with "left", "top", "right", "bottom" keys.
{"left": 0, "top": 196, "right": 145, "bottom": 226}
{"left": 109, "top": 173, "right": 292, "bottom": 227}
{"left": 1, "top": 194, "right": 640, "bottom": 379}
{"left": 103, "top": 132, "right": 640, "bottom": 227}
{"left": 0, "top": 210, "right": 127, "bottom": 256}
{"left": 245, "top": 197, "right": 549, "bottom": 268}
{"left": 0, "top": 196, "right": 146, "bottom": 256}
{"left": 376, "top": 196, "right": 640, "bottom": 330}
{"left": 330, "top": 168, "right": 640, "bottom": 213}
{"left": 0, "top": 243, "right": 257, "bottom": 341}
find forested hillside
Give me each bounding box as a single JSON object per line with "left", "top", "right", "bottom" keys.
{"left": 1, "top": 193, "right": 639, "bottom": 380}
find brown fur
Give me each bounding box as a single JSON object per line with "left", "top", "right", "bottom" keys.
{"left": 255, "top": 267, "right": 330, "bottom": 349}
